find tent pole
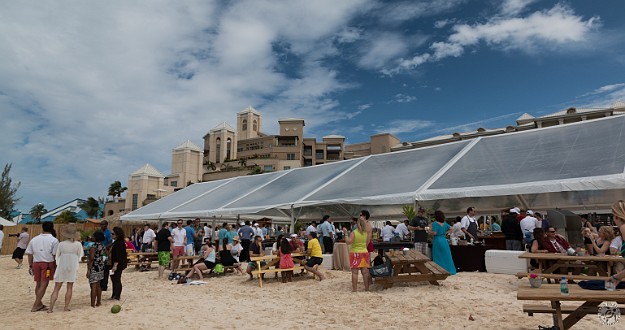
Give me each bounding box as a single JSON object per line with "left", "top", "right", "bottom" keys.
{"left": 290, "top": 205, "right": 295, "bottom": 234}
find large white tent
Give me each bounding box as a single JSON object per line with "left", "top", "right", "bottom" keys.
{"left": 0, "top": 216, "right": 16, "bottom": 226}
{"left": 121, "top": 114, "right": 625, "bottom": 223}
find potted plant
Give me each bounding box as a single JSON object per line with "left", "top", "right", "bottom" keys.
{"left": 528, "top": 273, "right": 543, "bottom": 288}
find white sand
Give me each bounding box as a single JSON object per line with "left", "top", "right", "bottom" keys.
{"left": 0, "top": 256, "right": 602, "bottom": 329}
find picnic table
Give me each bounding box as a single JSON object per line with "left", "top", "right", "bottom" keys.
{"left": 127, "top": 252, "right": 158, "bottom": 270}
{"left": 518, "top": 252, "right": 622, "bottom": 281}
{"left": 250, "top": 253, "right": 307, "bottom": 288}
{"left": 517, "top": 283, "right": 625, "bottom": 329}
{"left": 375, "top": 250, "right": 449, "bottom": 289}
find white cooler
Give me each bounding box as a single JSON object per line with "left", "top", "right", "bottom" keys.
{"left": 321, "top": 254, "right": 333, "bottom": 269}
{"left": 485, "top": 250, "right": 528, "bottom": 275}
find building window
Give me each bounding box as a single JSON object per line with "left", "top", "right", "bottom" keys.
{"left": 287, "top": 153, "right": 295, "bottom": 160}
{"left": 242, "top": 119, "right": 248, "bottom": 130}
{"left": 171, "top": 181, "right": 177, "bottom": 187}
{"left": 132, "top": 193, "right": 138, "bottom": 210}
{"left": 226, "top": 138, "right": 232, "bottom": 160}
{"left": 316, "top": 150, "right": 324, "bottom": 159}
{"left": 253, "top": 120, "right": 258, "bottom": 131}
{"left": 263, "top": 165, "right": 273, "bottom": 172}
{"left": 215, "top": 137, "right": 221, "bottom": 163}
{"left": 283, "top": 166, "right": 291, "bottom": 170}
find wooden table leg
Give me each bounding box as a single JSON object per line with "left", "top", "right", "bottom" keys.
{"left": 413, "top": 262, "right": 439, "bottom": 286}
{"left": 562, "top": 301, "right": 599, "bottom": 330}
{"left": 551, "top": 300, "right": 564, "bottom": 330}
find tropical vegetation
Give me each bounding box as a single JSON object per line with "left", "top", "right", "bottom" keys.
{"left": 30, "top": 203, "right": 48, "bottom": 223}
{"left": 0, "top": 163, "right": 21, "bottom": 219}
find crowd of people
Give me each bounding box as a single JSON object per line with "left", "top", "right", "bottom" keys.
{"left": 4, "top": 199, "right": 625, "bottom": 312}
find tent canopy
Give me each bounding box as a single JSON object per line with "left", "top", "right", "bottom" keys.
{"left": 121, "top": 115, "right": 625, "bottom": 221}
{"left": 0, "top": 216, "right": 16, "bottom": 226}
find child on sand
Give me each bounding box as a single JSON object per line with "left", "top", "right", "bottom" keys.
{"left": 279, "top": 237, "right": 294, "bottom": 283}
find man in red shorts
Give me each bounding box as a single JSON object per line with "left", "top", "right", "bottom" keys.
{"left": 25, "top": 221, "right": 59, "bottom": 312}
{"left": 171, "top": 219, "right": 187, "bottom": 271}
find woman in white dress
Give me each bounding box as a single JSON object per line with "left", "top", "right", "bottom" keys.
{"left": 48, "top": 224, "right": 83, "bottom": 313}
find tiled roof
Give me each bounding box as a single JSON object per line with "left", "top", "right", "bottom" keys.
{"left": 173, "top": 140, "right": 202, "bottom": 152}
{"left": 210, "top": 122, "right": 236, "bottom": 133}
{"left": 131, "top": 164, "right": 164, "bottom": 177}
{"left": 237, "top": 105, "right": 260, "bottom": 115}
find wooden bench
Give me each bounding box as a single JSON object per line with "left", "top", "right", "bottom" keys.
{"left": 375, "top": 251, "right": 449, "bottom": 289}
{"left": 250, "top": 253, "right": 309, "bottom": 288}
{"left": 523, "top": 304, "right": 625, "bottom": 316}
{"left": 516, "top": 272, "right": 606, "bottom": 281}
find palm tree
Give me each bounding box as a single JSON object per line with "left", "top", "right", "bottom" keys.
{"left": 238, "top": 158, "right": 247, "bottom": 167}
{"left": 54, "top": 210, "right": 78, "bottom": 223}
{"left": 30, "top": 203, "right": 47, "bottom": 223}
{"left": 108, "top": 181, "right": 127, "bottom": 198}
{"left": 78, "top": 197, "right": 101, "bottom": 218}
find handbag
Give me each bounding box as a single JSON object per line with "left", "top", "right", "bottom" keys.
{"left": 367, "top": 241, "right": 374, "bottom": 253}
{"left": 369, "top": 257, "right": 393, "bottom": 277}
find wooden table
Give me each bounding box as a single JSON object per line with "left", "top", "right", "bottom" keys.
{"left": 332, "top": 242, "right": 350, "bottom": 271}
{"left": 375, "top": 250, "right": 449, "bottom": 289}
{"left": 517, "top": 283, "right": 625, "bottom": 329}
{"left": 250, "top": 253, "right": 307, "bottom": 288}
{"left": 518, "top": 252, "right": 622, "bottom": 279}
{"left": 127, "top": 252, "right": 158, "bottom": 270}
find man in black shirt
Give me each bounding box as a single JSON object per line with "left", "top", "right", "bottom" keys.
{"left": 502, "top": 208, "right": 523, "bottom": 251}
{"left": 155, "top": 222, "right": 173, "bottom": 279}
{"left": 408, "top": 208, "right": 429, "bottom": 256}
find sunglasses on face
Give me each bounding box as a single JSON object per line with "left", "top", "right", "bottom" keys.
{"left": 547, "top": 231, "right": 556, "bottom": 233}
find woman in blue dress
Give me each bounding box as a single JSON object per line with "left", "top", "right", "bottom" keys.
{"left": 431, "top": 210, "right": 456, "bottom": 275}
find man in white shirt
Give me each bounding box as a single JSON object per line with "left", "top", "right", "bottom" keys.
{"left": 520, "top": 210, "right": 538, "bottom": 246}
{"left": 461, "top": 207, "right": 478, "bottom": 241}
{"left": 253, "top": 223, "right": 264, "bottom": 241}
{"left": 203, "top": 224, "right": 212, "bottom": 242}
{"left": 141, "top": 223, "right": 156, "bottom": 252}
{"left": 450, "top": 217, "right": 465, "bottom": 240}
{"left": 25, "top": 221, "right": 59, "bottom": 312}
{"left": 306, "top": 222, "right": 317, "bottom": 236}
{"left": 171, "top": 220, "right": 187, "bottom": 271}
{"left": 381, "top": 221, "right": 396, "bottom": 242}
{"left": 395, "top": 220, "right": 410, "bottom": 240}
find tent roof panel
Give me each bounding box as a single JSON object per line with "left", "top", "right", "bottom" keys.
{"left": 224, "top": 158, "right": 362, "bottom": 210}
{"left": 302, "top": 140, "right": 471, "bottom": 204}
{"left": 429, "top": 115, "right": 625, "bottom": 190}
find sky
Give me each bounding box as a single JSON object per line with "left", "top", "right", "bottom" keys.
{"left": 1, "top": 0, "right": 625, "bottom": 214}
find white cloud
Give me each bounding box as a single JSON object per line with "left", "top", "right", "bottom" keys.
{"left": 574, "top": 83, "right": 625, "bottom": 108}
{"left": 358, "top": 104, "right": 372, "bottom": 111}
{"left": 0, "top": 0, "right": 370, "bottom": 210}
{"left": 500, "top": 0, "right": 538, "bottom": 16}
{"left": 384, "top": 3, "right": 599, "bottom": 74}
{"left": 374, "top": 119, "right": 433, "bottom": 135}
{"left": 336, "top": 27, "right": 363, "bottom": 43}
{"left": 377, "top": 0, "right": 467, "bottom": 24}
{"left": 358, "top": 33, "right": 409, "bottom": 69}
{"left": 391, "top": 94, "right": 417, "bottom": 103}
{"left": 434, "top": 18, "right": 456, "bottom": 29}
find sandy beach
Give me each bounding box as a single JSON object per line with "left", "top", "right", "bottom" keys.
{"left": 0, "top": 255, "right": 602, "bottom": 330}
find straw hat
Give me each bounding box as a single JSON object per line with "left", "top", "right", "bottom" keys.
{"left": 61, "top": 223, "right": 78, "bottom": 240}
{"left": 233, "top": 236, "right": 240, "bottom": 241}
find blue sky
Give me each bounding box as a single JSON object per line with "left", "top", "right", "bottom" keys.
{"left": 1, "top": 0, "right": 624, "bottom": 214}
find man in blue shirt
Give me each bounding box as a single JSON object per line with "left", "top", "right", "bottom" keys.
{"left": 184, "top": 220, "right": 197, "bottom": 256}
{"left": 238, "top": 221, "right": 254, "bottom": 262}
{"left": 218, "top": 222, "right": 228, "bottom": 250}
{"left": 319, "top": 215, "right": 335, "bottom": 254}
{"left": 99, "top": 220, "right": 112, "bottom": 291}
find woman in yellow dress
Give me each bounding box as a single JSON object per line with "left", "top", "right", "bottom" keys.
{"left": 346, "top": 211, "right": 371, "bottom": 292}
